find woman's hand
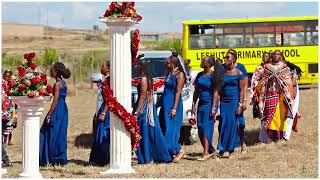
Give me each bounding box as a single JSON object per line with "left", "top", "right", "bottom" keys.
{"left": 242, "top": 102, "right": 247, "bottom": 111}
{"left": 191, "top": 105, "right": 196, "bottom": 116}
{"left": 46, "top": 115, "right": 51, "bottom": 125}
{"left": 99, "top": 113, "right": 106, "bottom": 122}
{"left": 210, "top": 108, "right": 216, "bottom": 118}
{"left": 170, "top": 109, "right": 176, "bottom": 118}
{"left": 236, "top": 106, "right": 242, "bottom": 115}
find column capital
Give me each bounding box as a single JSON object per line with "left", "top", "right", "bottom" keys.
{"left": 100, "top": 17, "right": 139, "bottom": 27}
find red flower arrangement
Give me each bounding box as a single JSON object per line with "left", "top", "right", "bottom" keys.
{"left": 131, "top": 78, "right": 165, "bottom": 92}
{"left": 131, "top": 29, "right": 140, "bottom": 64}
{"left": 103, "top": 2, "right": 142, "bottom": 21}
{"left": 6, "top": 52, "right": 53, "bottom": 98}
{"left": 101, "top": 81, "right": 141, "bottom": 150}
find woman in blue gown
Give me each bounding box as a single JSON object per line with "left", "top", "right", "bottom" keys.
{"left": 132, "top": 54, "right": 172, "bottom": 164}
{"left": 40, "top": 62, "right": 71, "bottom": 166}
{"left": 159, "top": 52, "right": 186, "bottom": 162}
{"left": 213, "top": 52, "right": 245, "bottom": 158}
{"left": 89, "top": 62, "right": 111, "bottom": 166}
{"left": 192, "top": 56, "right": 223, "bottom": 161}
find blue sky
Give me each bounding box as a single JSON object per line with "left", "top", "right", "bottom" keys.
{"left": 2, "top": 2, "right": 318, "bottom": 33}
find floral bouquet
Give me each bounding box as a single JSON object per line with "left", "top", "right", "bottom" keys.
{"left": 5, "top": 52, "right": 53, "bottom": 98}
{"left": 103, "top": 2, "right": 142, "bottom": 21}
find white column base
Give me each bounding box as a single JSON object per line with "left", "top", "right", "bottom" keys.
{"left": 19, "top": 171, "right": 42, "bottom": 179}
{"left": 100, "top": 167, "right": 135, "bottom": 174}
{"left": 1, "top": 168, "right": 7, "bottom": 175}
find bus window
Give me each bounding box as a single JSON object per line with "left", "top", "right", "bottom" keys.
{"left": 245, "top": 23, "right": 275, "bottom": 47}
{"left": 306, "top": 20, "right": 318, "bottom": 45}
{"left": 215, "top": 34, "right": 244, "bottom": 48}
{"left": 189, "top": 25, "right": 214, "bottom": 49}
{"left": 307, "top": 31, "right": 318, "bottom": 45}
{"left": 189, "top": 35, "right": 214, "bottom": 49}
{"left": 214, "top": 24, "right": 244, "bottom": 48}
{"left": 283, "top": 32, "right": 305, "bottom": 46}
{"left": 275, "top": 21, "right": 306, "bottom": 46}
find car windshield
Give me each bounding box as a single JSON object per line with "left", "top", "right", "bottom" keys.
{"left": 132, "top": 58, "right": 169, "bottom": 78}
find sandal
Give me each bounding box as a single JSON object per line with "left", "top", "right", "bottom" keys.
{"left": 197, "top": 153, "right": 213, "bottom": 161}
{"left": 241, "top": 143, "right": 247, "bottom": 154}
{"left": 173, "top": 150, "right": 185, "bottom": 162}
{"left": 220, "top": 151, "right": 230, "bottom": 158}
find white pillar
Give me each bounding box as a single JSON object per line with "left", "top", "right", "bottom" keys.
{"left": 100, "top": 17, "right": 136, "bottom": 174}
{"left": 10, "top": 96, "right": 51, "bottom": 178}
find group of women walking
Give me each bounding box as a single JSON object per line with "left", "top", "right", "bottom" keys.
{"left": 2, "top": 48, "right": 302, "bottom": 167}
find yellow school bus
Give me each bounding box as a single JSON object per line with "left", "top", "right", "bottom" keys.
{"left": 182, "top": 16, "right": 318, "bottom": 84}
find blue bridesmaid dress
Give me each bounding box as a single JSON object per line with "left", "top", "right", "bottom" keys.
{"left": 194, "top": 72, "right": 215, "bottom": 154}
{"left": 159, "top": 73, "right": 183, "bottom": 158}
{"left": 218, "top": 74, "right": 243, "bottom": 154}
{"left": 89, "top": 102, "right": 110, "bottom": 166}
{"left": 133, "top": 83, "right": 172, "bottom": 164}
{"left": 40, "top": 79, "right": 68, "bottom": 166}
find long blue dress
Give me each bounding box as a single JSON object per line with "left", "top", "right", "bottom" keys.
{"left": 223, "top": 63, "right": 248, "bottom": 141}
{"left": 133, "top": 83, "right": 172, "bottom": 164}
{"left": 218, "top": 74, "right": 243, "bottom": 153}
{"left": 89, "top": 77, "right": 110, "bottom": 166}
{"left": 160, "top": 73, "right": 183, "bottom": 158}
{"left": 194, "top": 72, "right": 215, "bottom": 154}
{"left": 89, "top": 102, "right": 110, "bottom": 166}
{"left": 40, "top": 79, "right": 68, "bottom": 166}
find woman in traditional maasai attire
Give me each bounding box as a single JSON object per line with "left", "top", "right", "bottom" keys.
{"left": 39, "top": 62, "right": 70, "bottom": 166}
{"left": 282, "top": 56, "right": 302, "bottom": 140}
{"left": 89, "top": 62, "right": 111, "bottom": 166}
{"left": 132, "top": 54, "right": 172, "bottom": 164}
{"left": 1, "top": 80, "right": 13, "bottom": 167}
{"left": 191, "top": 56, "right": 223, "bottom": 161}
{"left": 259, "top": 50, "right": 294, "bottom": 141}
{"left": 249, "top": 52, "right": 272, "bottom": 143}
{"left": 160, "top": 51, "right": 186, "bottom": 162}
{"left": 2, "top": 70, "right": 18, "bottom": 146}
{"left": 213, "top": 51, "right": 245, "bottom": 158}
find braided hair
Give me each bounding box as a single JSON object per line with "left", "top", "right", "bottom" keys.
{"left": 169, "top": 51, "right": 186, "bottom": 83}
{"left": 137, "top": 54, "right": 153, "bottom": 92}
{"left": 53, "top": 62, "right": 71, "bottom": 79}
{"left": 212, "top": 58, "right": 224, "bottom": 95}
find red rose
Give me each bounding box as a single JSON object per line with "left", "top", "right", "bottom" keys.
{"left": 42, "top": 79, "right": 47, "bottom": 85}
{"left": 136, "top": 15, "right": 142, "bottom": 21}
{"left": 29, "top": 63, "right": 37, "bottom": 70}
{"left": 125, "top": 11, "right": 131, "bottom": 17}
{"left": 8, "top": 80, "right": 15, "bottom": 88}
{"left": 24, "top": 52, "right": 35, "bottom": 62}
{"left": 104, "top": 9, "right": 110, "bottom": 17}
{"left": 120, "top": 5, "right": 126, "bottom": 12}
{"left": 40, "top": 73, "right": 47, "bottom": 80}
{"left": 31, "top": 77, "right": 41, "bottom": 85}
{"left": 18, "top": 84, "right": 26, "bottom": 92}
{"left": 6, "top": 90, "right": 13, "bottom": 96}
{"left": 130, "top": 2, "right": 135, "bottom": 6}
{"left": 110, "top": 2, "right": 116, "bottom": 10}
{"left": 27, "top": 91, "right": 35, "bottom": 98}
{"left": 39, "top": 89, "right": 47, "bottom": 96}
{"left": 47, "top": 85, "right": 53, "bottom": 94}
{"left": 17, "top": 66, "right": 27, "bottom": 77}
